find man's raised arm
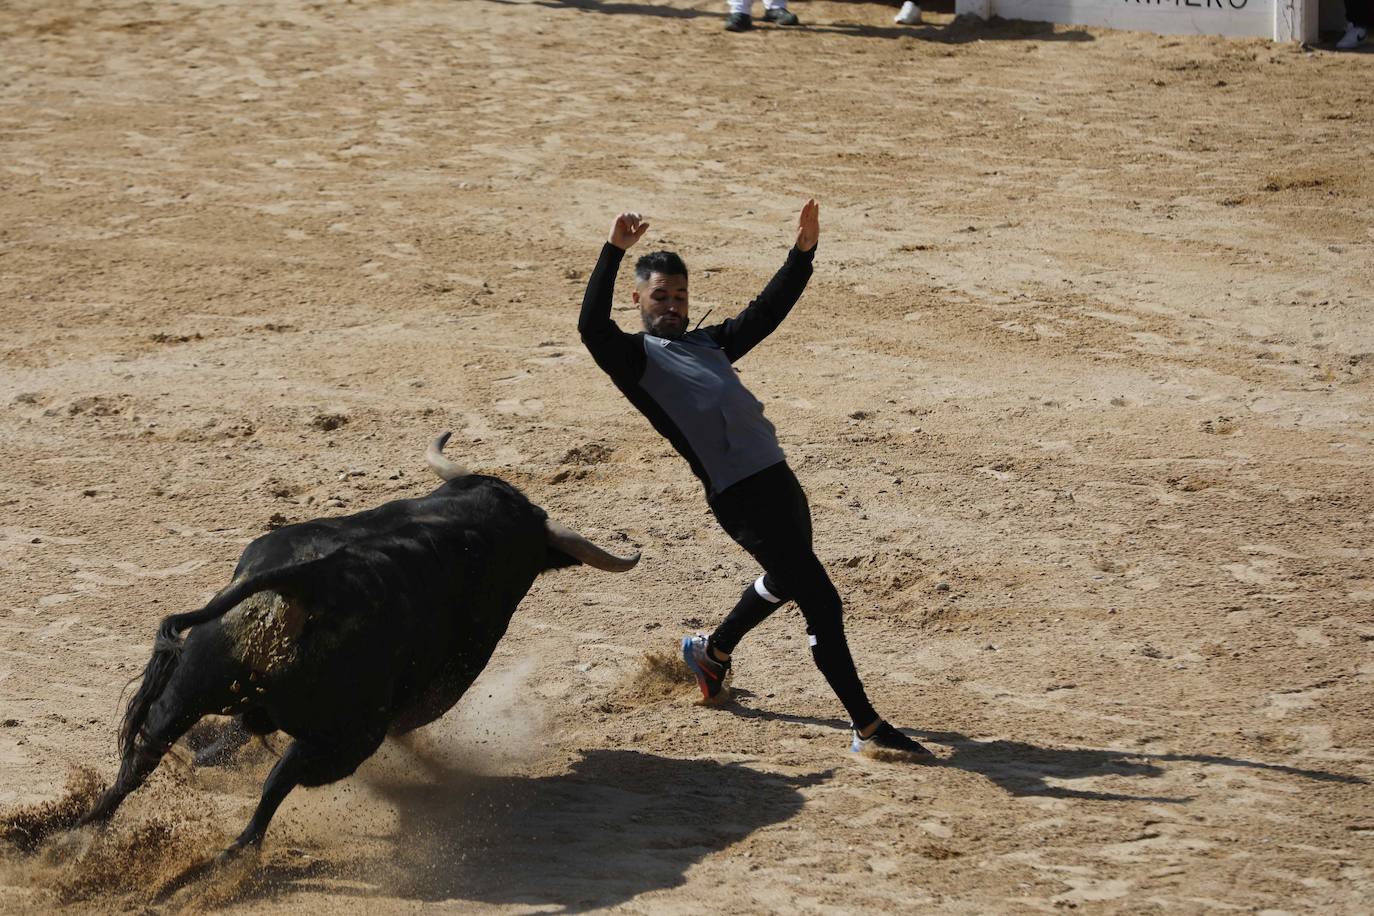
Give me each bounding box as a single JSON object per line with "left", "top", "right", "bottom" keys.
{"left": 714, "top": 199, "right": 819, "bottom": 363}
{"left": 579, "top": 212, "right": 649, "bottom": 382}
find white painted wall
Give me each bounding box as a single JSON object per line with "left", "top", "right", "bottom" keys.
{"left": 954, "top": 0, "right": 1319, "bottom": 41}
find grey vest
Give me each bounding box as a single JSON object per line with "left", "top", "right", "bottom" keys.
{"left": 639, "top": 330, "right": 785, "bottom": 495}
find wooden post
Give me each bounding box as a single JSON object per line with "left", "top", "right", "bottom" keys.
{"left": 1273, "top": 0, "right": 1318, "bottom": 41}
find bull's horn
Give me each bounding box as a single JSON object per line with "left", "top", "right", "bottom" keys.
{"left": 426, "top": 431, "right": 469, "bottom": 481}
{"left": 545, "top": 520, "right": 640, "bottom": 572}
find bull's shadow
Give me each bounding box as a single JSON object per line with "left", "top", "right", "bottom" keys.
{"left": 285, "top": 748, "right": 829, "bottom": 912}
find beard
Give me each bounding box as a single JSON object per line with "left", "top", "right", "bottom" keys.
{"left": 643, "top": 312, "right": 687, "bottom": 339}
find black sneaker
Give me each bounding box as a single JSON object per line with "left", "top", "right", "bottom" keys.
{"left": 851, "top": 722, "right": 932, "bottom": 758}
{"left": 724, "top": 12, "right": 753, "bottom": 30}
{"left": 762, "top": 7, "right": 800, "bottom": 24}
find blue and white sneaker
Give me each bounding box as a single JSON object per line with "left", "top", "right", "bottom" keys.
{"left": 851, "top": 722, "right": 932, "bottom": 758}
{"left": 681, "top": 633, "right": 730, "bottom": 701}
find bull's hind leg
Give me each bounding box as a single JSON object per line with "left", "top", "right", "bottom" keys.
{"left": 80, "top": 691, "right": 208, "bottom": 827}
{"left": 220, "top": 730, "right": 383, "bottom": 862}
{"left": 82, "top": 627, "right": 246, "bottom": 829}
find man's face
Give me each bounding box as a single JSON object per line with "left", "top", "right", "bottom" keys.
{"left": 634, "top": 272, "right": 689, "bottom": 340}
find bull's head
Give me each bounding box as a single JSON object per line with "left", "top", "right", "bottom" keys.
{"left": 426, "top": 432, "right": 640, "bottom": 573}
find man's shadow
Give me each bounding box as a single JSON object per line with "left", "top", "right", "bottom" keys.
{"left": 242, "top": 748, "right": 830, "bottom": 912}
{"left": 914, "top": 728, "right": 1366, "bottom": 801}
{"left": 719, "top": 691, "right": 1366, "bottom": 802}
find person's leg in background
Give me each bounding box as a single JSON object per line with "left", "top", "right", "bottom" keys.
{"left": 724, "top": 0, "right": 754, "bottom": 31}
{"left": 762, "top": 0, "right": 801, "bottom": 26}
{"left": 1338, "top": 0, "right": 1370, "bottom": 48}
{"left": 895, "top": 1, "right": 922, "bottom": 25}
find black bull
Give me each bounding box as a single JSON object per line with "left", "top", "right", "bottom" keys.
{"left": 75, "top": 433, "right": 638, "bottom": 859}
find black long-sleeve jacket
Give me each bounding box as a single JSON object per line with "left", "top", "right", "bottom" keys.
{"left": 579, "top": 241, "right": 815, "bottom": 498}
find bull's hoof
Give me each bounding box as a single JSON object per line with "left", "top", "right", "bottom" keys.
{"left": 51, "top": 824, "right": 105, "bottom": 859}
{"left": 214, "top": 843, "right": 246, "bottom": 867}
{"left": 1, "top": 825, "right": 41, "bottom": 853}
{"left": 215, "top": 836, "right": 265, "bottom": 865}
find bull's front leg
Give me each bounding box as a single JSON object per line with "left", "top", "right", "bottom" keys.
{"left": 219, "top": 730, "right": 383, "bottom": 863}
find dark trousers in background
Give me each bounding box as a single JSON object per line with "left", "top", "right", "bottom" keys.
{"left": 706, "top": 461, "right": 879, "bottom": 729}
{"left": 1348, "top": 0, "right": 1372, "bottom": 27}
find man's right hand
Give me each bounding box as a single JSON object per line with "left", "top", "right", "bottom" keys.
{"left": 608, "top": 212, "right": 650, "bottom": 250}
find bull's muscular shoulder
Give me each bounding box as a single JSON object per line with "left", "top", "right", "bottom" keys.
{"left": 234, "top": 474, "right": 547, "bottom": 579}
{"left": 428, "top": 473, "right": 548, "bottom": 519}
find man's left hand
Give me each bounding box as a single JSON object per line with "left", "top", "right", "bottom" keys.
{"left": 795, "top": 198, "right": 819, "bottom": 252}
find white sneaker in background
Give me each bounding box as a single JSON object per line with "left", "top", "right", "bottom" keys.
{"left": 1336, "top": 22, "right": 1368, "bottom": 49}
{"left": 895, "top": 0, "right": 922, "bottom": 24}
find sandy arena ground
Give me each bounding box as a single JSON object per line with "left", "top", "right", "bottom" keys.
{"left": 2, "top": 0, "right": 1373, "bottom": 912}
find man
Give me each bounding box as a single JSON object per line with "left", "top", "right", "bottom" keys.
{"left": 724, "top": 0, "right": 799, "bottom": 32}
{"left": 578, "top": 200, "right": 928, "bottom": 758}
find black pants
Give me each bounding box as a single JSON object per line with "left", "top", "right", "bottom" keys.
{"left": 1348, "top": 0, "right": 1371, "bottom": 27}
{"left": 707, "top": 461, "right": 879, "bottom": 729}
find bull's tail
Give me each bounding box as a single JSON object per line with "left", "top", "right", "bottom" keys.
{"left": 75, "top": 569, "right": 296, "bottom": 830}
{"left": 117, "top": 575, "right": 263, "bottom": 763}
{"left": 117, "top": 551, "right": 339, "bottom": 763}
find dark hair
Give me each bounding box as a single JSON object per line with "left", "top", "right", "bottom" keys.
{"left": 634, "top": 251, "right": 688, "bottom": 285}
